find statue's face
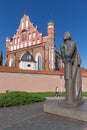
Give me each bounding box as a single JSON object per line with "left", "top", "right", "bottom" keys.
{"left": 63, "top": 32, "right": 71, "bottom": 41}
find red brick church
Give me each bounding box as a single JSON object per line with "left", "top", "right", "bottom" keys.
{"left": 5, "top": 14, "right": 63, "bottom": 71}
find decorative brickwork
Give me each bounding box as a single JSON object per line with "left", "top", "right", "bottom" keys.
{"left": 5, "top": 14, "right": 62, "bottom": 71}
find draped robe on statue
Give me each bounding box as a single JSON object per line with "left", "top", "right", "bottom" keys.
{"left": 61, "top": 41, "right": 82, "bottom": 103}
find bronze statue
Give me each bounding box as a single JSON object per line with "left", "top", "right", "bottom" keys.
{"left": 0, "top": 51, "right": 3, "bottom": 66}
{"left": 60, "top": 32, "right": 82, "bottom": 104}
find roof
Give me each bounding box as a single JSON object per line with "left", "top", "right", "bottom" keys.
{"left": 0, "top": 66, "right": 87, "bottom": 77}
{"left": 0, "top": 66, "right": 63, "bottom": 75}
{"left": 21, "top": 52, "right": 35, "bottom": 62}
{"left": 48, "top": 20, "right": 55, "bottom": 24}
{"left": 81, "top": 68, "right": 87, "bottom": 77}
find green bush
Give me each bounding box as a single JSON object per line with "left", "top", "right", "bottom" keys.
{"left": 0, "top": 91, "right": 46, "bottom": 107}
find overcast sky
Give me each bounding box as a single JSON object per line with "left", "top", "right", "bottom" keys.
{"left": 0, "top": 0, "right": 87, "bottom": 68}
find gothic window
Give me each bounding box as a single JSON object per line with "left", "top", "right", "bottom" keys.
{"left": 35, "top": 53, "right": 42, "bottom": 70}
{"left": 18, "top": 38, "right": 20, "bottom": 43}
{"left": 15, "top": 39, "right": 17, "bottom": 44}
{"left": 14, "top": 45, "right": 16, "bottom": 50}
{"left": 29, "top": 34, "right": 31, "bottom": 39}
{"left": 33, "top": 40, "right": 35, "bottom": 45}
{"left": 11, "top": 46, "right": 13, "bottom": 51}
{"left": 33, "top": 32, "right": 36, "bottom": 38}
{"left": 17, "top": 45, "right": 20, "bottom": 49}
{"left": 26, "top": 20, "right": 28, "bottom": 27}
{"left": 37, "top": 55, "right": 42, "bottom": 70}
{"left": 22, "top": 22, "right": 24, "bottom": 29}
{"left": 37, "top": 39, "right": 40, "bottom": 44}
{"left": 21, "top": 29, "right": 27, "bottom": 42}
{"left": 22, "top": 34, "right": 27, "bottom": 41}
{"left": 9, "top": 58, "right": 14, "bottom": 67}
{"left": 21, "top": 44, "right": 23, "bottom": 48}
{"left": 24, "top": 42, "right": 27, "bottom": 47}
{"left": 28, "top": 41, "right": 31, "bottom": 46}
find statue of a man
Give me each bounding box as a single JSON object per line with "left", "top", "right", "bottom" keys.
{"left": 0, "top": 51, "right": 3, "bottom": 66}
{"left": 60, "top": 32, "right": 82, "bottom": 104}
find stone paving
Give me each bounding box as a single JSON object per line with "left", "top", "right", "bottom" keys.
{"left": 0, "top": 100, "right": 87, "bottom": 130}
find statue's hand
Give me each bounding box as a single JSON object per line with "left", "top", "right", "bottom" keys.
{"left": 65, "top": 57, "right": 74, "bottom": 63}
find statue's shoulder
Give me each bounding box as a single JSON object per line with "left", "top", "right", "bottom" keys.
{"left": 60, "top": 43, "right": 64, "bottom": 46}
{"left": 70, "top": 41, "right": 76, "bottom": 47}
{"left": 60, "top": 43, "right": 64, "bottom": 48}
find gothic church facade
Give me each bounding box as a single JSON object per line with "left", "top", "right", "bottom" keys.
{"left": 5, "top": 14, "right": 62, "bottom": 71}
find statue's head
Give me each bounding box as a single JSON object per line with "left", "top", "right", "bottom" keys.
{"left": 63, "top": 32, "right": 72, "bottom": 41}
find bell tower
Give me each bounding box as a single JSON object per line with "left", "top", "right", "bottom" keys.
{"left": 48, "top": 21, "right": 55, "bottom": 41}
{"left": 47, "top": 21, "right": 55, "bottom": 71}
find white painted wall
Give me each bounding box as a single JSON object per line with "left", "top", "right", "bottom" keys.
{"left": 19, "top": 61, "right": 36, "bottom": 70}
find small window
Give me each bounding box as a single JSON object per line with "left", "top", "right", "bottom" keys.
{"left": 33, "top": 40, "right": 35, "bottom": 45}
{"left": 27, "top": 64, "right": 31, "bottom": 67}
{"left": 26, "top": 20, "right": 28, "bottom": 27}
{"left": 15, "top": 39, "right": 17, "bottom": 44}
{"left": 37, "top": 39, "right": 40, "bottom": 44}
{"left": 24, "top": 43, "right": 27, "bottom": 47}
{"left": 14, "top": 45, "right": 16, "bottom": 50}
{"left": 21, "top": 44, "right": 23, "bottom": 48}
{"left": 29, "top": 34, "right": 31, "bottom": 39}
{"left": 27, "top": 55, "right": 31, "bottom": 60}
{"left": 22, "top": 22, "right": 24, "bottom": 29}
{"left": 22, "top": 33, "right": 27, "bottom": 41}
{"left": 33, "top": 32, "right": 36, "bottom": 38}
{"left": 11, "top": 46, "right": 13, "bottom": 51}
{"left": 18, "top": 38, "right": 20, "bottom": 43}
{"left": 17, "top": 45, "right": 20, "bottom": 49}
{"left": 28, "top": 41, "right": 31, "bottom": 46}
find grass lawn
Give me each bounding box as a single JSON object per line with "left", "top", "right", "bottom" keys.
{"left": 29, "top": 92, "right": 87, "bottom": 97}
{"left": 29, "top": 92, "right": 66, "bottom": 97}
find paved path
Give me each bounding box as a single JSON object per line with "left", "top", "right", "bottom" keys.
{"left": 46, "top": 96, "right": 87, "bottom": 101}
{"left": 0, "top": 100, "right": 87, "bottom": 130}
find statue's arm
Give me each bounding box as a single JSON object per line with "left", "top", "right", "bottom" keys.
{"left": 60, "top": 44, "right": 65, "bottom": 62}
{"left": 66, "top": 42, "right": 76, "bottom": 59}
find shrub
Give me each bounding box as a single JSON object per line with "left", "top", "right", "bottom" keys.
{"left": 0, "top": 91, "right": 46, "bottom": 107}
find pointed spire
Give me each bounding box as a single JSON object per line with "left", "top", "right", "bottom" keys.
{"left": 24, "top": 9, "right": 28, "bottom": 15}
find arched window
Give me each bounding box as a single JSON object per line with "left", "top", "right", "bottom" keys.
{"left": 22, "top": 22, "right": 24, "bottom": 29}
{"left": 26, "top": 20, "right": 28, "bottom": 27}
{"left": 35, "top": 53, "right": 42, "bottom": 70}
{"left": 21, "top": 29, "right": 27, "bottom": 42}
{"left": 9, "top": 58, "right": 14, "bottom": 67}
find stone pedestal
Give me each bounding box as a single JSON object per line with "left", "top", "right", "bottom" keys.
{"left": 43, "top": 100, "right": 87, "bottom": 122}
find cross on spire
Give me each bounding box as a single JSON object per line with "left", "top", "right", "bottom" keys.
{"left": 24, "top": 9, "right": 28, "bottom": 14}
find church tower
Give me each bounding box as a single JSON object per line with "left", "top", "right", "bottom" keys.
{"left": 47, "top": 21, "right": 55, "bottom": 71}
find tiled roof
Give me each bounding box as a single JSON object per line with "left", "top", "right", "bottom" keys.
{"left": 0, "top": 66, "right": 87, "bottom": 77}
{"left": 0, "top": 66, "right": 63, "bottom": 75}
{"left": 20, "top": 51, "right": 35, "bottom": 62}
{"left": 81, "top": 68, "right": 87, "bottom": 77}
